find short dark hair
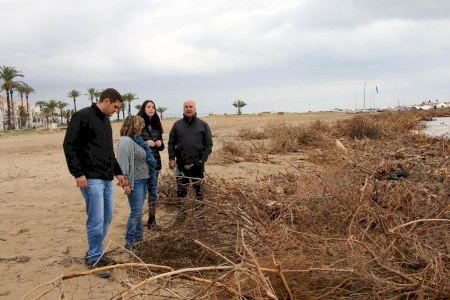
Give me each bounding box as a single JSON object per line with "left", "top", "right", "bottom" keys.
{"left": 99, "top": 88, "right": 123, "bottom": 103}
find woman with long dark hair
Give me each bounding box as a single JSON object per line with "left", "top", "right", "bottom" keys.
{"left": 137, "top": 99, "right": 164, "bottom": 229}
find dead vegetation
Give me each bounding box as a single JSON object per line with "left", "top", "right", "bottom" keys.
{"left": 24, "top": 109, "right": 449, "bottom": 299}
{"left": 238, "top": 128, "right": 268, "bottom": 140}
{"left": 216, "top": 108, "right": 450, "bottom": 162}
{"left": 265, "top": 120, "right": 332, "bottom": 153}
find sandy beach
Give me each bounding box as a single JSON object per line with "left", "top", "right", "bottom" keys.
{"left": 0, "top": 112, "right": 347, "bottom": 299}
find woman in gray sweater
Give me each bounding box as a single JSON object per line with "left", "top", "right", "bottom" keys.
{"left": 117, "top": 116, "right": 153, "bottom": 248}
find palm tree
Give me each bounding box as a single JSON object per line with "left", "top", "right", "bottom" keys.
{"left": 94, "top": 90, "right": 101, "bottom": 103}
{"left": 232, "top": 99, "right": 247, "bottom": 115}
{"left": 121, "top": 103, "right": 126, "bottom": 119}
{"left": 67, "top": 89, "right": 80, "bottom": 111}
{"left": 37, "top": 100, "right": 58, "bottom": 124}
{"left": 41, "top": 106, "right": 52, "bottom": 125}
{"left": 86, "top": 88, "right": 97, "bottom": 104}
{"left": 9, "top": 83, "right": 20, "bottom": 127}
{"left": 15, "top": 83, "right": 27, "bottom": 108}
{"left": 116, "top": 107, "right": 121, "bottom": 120}
{"left": 17, "top": 105, "right": 27, "bottom": 129}
{"left": 156, "top": 106, "right": 167, "bottom": 119}
{"left": 15, "top": 83, "right": 28, "bottom": 129}
{"left": 56, "top": 101, "right": 69, "bottom": 124}
{"left": 35, "top": 101, "right": 47, "bottom": 110}
{"left": 23, "top": 84, "right": 35, "bottom": 127}
{"left": 122, "top": 92, "right": 138, "bottom": 116}
{"left": 0, "top": 66, "right": 24, "bottom": 129}
{"left": 35, "top": 101, "right": 48, "bottom": 126}
{"left": 63, "top": 109, "right": 75, "bottom": 123}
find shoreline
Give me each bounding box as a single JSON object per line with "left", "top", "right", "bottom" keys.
{"left": 423, "top": 116, "right": 450, "bottom": 139}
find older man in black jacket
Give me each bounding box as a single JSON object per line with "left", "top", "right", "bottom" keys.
{"left": 63, "top": 88, "right": 124, "bottom": 278}
{"left": 168, "top": 100, "right": 213, "bottom": 199}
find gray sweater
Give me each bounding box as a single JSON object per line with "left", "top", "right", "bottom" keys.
{"left": 116, "top": 136, "right": 148, "bottom": 190}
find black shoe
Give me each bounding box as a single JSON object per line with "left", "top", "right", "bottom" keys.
{"left": 147, "top": 216, "right": 161, "bottom": 230}
{"left": 98, "top": 256, "right": 114, "bottom": 267}
{"left": 147, "top": 216, "right": 155, "bottom": 229}
{"left": 87, "top": 262, "right": 111, "bottom": 279}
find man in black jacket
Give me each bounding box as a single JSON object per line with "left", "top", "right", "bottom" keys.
{"left": 63, "top": 88, "right": 124, "bottom": 278}
{"left": 168, "top": 100, "right": 213, "bottom": 199}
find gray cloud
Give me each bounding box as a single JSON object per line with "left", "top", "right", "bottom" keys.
{"left": 1, "top": 0, "right": 449, "bottom": 114}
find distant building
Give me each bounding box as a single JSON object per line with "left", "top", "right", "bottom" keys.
{"left": 415, "top": 101, "right": 450, "bottom": 110}
{"left": 0, "top": 95, "right": 36, "bottom": 130}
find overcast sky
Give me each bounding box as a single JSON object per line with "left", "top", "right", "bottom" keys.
{"left": 1, "top": 0, "right": 450, "bottom": 116}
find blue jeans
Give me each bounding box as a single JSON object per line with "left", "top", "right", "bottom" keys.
{"left": 126, "top": 179, "right": 148, "bottom": 246}
{"left": 80, "top": 179, "right": 113, "bottom": 264}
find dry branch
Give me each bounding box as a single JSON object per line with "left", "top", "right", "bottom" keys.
{"left": 25, "top": 109, "right": 450, "bottom": 299}
{"left": 389, "top": 218, "right": 450, "bottom": 232}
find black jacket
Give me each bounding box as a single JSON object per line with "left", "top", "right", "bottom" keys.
{"left": 168, "top": 115, "right": 213, "bottom": 165}
{"left": 141, "top": 124, "right": 164, "bottom": 170}
{"left": 63, "top": 104, "right": 122, "bottom": 180}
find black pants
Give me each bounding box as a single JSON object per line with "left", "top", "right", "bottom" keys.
{"left": 176, "top": 163, "right": 204, "bottom": 199}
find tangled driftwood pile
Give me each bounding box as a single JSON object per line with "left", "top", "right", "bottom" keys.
{"left": 120, "top": 109, "right": 449, "bottom": 298}
{"left": 24, "top": 109, "right": 449, "bottom": 299}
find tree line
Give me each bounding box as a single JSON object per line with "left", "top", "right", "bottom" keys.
{"left": 0, "top": 65, "right": 169, "bottom": 129}
{"left": 35, "top": 90, "right": 168, "bottom": 126}
{"left": 66, "top": 90, "right": 168, "bottom": 121}
{"left": 2, "top": 64, "right": 248, "bottom": 130}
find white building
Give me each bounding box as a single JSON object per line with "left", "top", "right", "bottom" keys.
{"left": 0, "top": 95, "right": 37, "bottom": 130}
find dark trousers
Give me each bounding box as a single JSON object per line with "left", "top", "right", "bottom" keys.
{"left": 176, "top": 163, "right": 204, "bottom": 199}
{"left": 147, "top": 170, "right": 159, "bottom": 206}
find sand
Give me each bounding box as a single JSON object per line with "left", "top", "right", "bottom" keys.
{"left": 0, "top": 112, "right": 347, "bottom": 299}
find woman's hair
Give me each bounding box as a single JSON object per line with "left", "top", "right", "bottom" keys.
{"left": 120, "top": 116, "right": 145, "bottom": 137}
{"left": 137, "top": 99, "right": 164, "bottom": 133}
